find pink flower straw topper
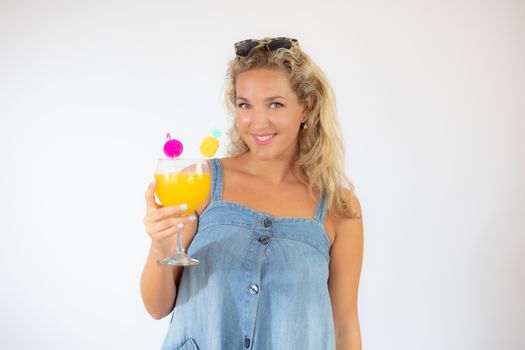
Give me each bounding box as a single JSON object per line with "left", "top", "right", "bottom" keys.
{"left": 163, "top": 133, "right": 183, "bottom": 159}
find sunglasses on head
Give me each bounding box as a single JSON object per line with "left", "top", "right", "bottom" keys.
{"left": 234, "top": 37, "right": 298, "bottom": 57}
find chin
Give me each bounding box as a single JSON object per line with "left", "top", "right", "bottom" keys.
{"left": 250, "top": 147, "right": 297, "bottom": 162}
{"left": 243, "top": 137, "right": 297, "bottom": 161}
{"left": 249, "top": 149, "right": 275, "bottom": 161}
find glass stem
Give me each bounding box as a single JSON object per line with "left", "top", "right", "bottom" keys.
{"left": 176, "top": 227, "right": 184, "bottom": 253}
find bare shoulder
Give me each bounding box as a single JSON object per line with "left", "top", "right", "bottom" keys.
{"left": 324, "top": 191, "right": 363, "bottom": 247}
{"left": 220, "top": 155, "right": 244, "bottom": 173}
{"left": 333, "top": 190, "right": 363, "bottom": 241}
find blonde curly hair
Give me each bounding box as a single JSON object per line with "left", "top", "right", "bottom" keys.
{"left": 222, "top": 37, "right": 359, "bottom": 219}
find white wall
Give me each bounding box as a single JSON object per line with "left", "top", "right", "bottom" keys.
{"left": 1, "top": 0, "right": 523, "bottom": 349}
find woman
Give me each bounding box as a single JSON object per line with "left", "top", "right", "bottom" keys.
{"left": 141, "top": 37, "right": 364, "bottom": 350}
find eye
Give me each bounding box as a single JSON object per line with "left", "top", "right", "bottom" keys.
{"left": 237, "top": 102, "right": 249, "bottom": 109}
{"left": 270, "top": 102, "right": 284, "bottom": 109}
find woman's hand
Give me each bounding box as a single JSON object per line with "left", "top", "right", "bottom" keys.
{"left": 143, "top": 180, "right": 196, "bottom": 257}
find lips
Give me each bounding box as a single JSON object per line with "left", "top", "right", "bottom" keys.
{"left": 252, "top": 133, "right": 277, "bottom": 145}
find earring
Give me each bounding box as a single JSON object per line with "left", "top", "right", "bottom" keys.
{"left": 301, "top": 122, "right": 308, "bottom": 130}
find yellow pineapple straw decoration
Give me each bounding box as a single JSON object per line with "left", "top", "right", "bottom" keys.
{"left": 200, "top": 128, "right": 222, "bottom": 158}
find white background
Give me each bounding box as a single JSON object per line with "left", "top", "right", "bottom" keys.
{"left": 1, "top": 0, "right": 524, "bottom": 349}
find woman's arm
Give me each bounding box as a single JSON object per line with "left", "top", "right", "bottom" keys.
{"left": 328, "top": 193, "right": 364, "bottom": 350}
{"left": 140, "top": 218, "right": 198, "bottom": 320}
{"left": 140, "top": 181, "right": 209, "bottom": 320}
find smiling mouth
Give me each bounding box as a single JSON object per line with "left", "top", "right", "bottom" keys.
{"left": 254, "top": 134, "right": 276, "bottom": 141}
{"left": 252, "top": 133, "right": 277, "bottom": 145}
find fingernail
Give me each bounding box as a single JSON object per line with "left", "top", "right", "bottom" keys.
{"left": 177, "top": 223, "right": 184, "bottom": 228}
{"left": 188, "top": 215, "right": 196, "bottom": 221}
{"left": 179, "top": 204, "right": 188, "bottom": 211}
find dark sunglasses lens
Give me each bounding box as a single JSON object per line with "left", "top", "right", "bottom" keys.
{"left": 267, "top": 38, "right": 292, "bottom": 51}
{"left": 236, "top": 41, "right": 258, "bottom": 56}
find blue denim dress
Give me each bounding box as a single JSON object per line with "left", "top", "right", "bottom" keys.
{"left": 161, "top": 158, "right": 335, "bottom": 350}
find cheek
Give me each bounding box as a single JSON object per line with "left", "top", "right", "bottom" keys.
{"left": 235, "top": 114, "right": 252, "bottom": 128}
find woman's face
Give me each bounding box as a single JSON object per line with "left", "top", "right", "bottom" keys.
{"left": 235, "top": 68, "right": 309, "bottom": 161}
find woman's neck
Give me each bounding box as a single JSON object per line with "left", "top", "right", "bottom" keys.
{"left": 234, "top": 151, "right": 303, "bottom": 185}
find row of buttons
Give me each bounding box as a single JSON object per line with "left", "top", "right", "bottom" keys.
{"left": 242, "top": 218, "right": 271, "bottom": 348}
{"left": 244, "top": 283, "right": 257, "bottom": 348}
{"left": 261, "top": 218, "right": 271, "bottom": 246}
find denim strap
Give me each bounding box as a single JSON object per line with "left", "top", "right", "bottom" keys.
{"left": 209, "top": 158, "right": 223, "bottom": 201}
{"left": 314, "top": 193, "right": 327, "bottom": 223}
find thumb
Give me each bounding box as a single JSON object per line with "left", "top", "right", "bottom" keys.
{"left": 145, "top": 179, "right": 161, "bottom": 212}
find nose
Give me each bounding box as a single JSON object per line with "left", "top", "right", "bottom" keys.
{"left": 251, "top": 108, "right": 270, "bottom": 129}
{"left": 237, "top": 109, "right": 270, "bottom": 129}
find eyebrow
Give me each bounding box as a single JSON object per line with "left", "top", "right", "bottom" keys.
{"left": 236, "top": 95, "right": 287, "bottom": 101}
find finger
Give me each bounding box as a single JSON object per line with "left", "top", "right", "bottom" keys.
{"left": 156, "top": 223, "right": 184, "bottom": 241}
{"left": 152, "top": 204, "right": 190, "bottom": 222}
{"left": 150, "top": 218, "right": 180, "bottom": 233}
{"left": 145, "top": 180, "right": 160, "bottom": 213}
{"left": 150, "top": 213, "right": 197, "bottom": 233}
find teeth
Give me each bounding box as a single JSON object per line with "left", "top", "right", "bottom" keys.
{"left": 255, "top": 134, "right": 275, "bottom": 141}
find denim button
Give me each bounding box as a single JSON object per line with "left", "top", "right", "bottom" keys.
{"left": 259, "top": 235, "right": 271, "bottom": 244}
{"left": 248, "top": 283, "right": 259, "bottom": 295}
{"left": 262, "top": 217, "right": 272, "bottom": 228}
{"left": 244, "top": 336, "right": 251, "bottom": 348}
